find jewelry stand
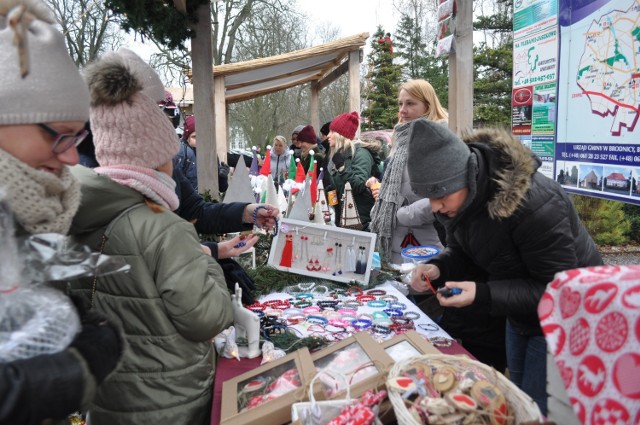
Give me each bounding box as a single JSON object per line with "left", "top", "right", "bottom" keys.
{"left": 268, "top": 218, "right": 377, "bottom": 286}
{"left": 232, "top": 283, "right": 261, "bottom": 358}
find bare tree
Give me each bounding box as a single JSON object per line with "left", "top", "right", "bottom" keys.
{"left": 44, "top": 0, "right": 123, "bottom": 67}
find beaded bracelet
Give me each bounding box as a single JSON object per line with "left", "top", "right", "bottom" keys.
{"left": 325, "top": 324, "right": 346, "bottom": 333}
{"left": 296, "top": 293, "right": 314, "bottom": 300}
{"left": 419, "top": 323, "right": 440, "bottom": 332}
{"left": 303, "top": 305, "right": 321, "bottom": 315}
{"left": 427, "top": 336, "right": 454, "bottom": 347}
{"left": 283, "top": 308, "right": 304, "bottom": 316}
{"left": 252, "top": 205, "right": 278, "bottom": 235}
{"left": 264, "top": 308, "right": 283, "bottom": 317}
{"left": 329, "top": 319, "right": 352, "bottom": 328}
{"left": 342, "top": 300, "right": 362, "bottom": 309}
{"left": 347, "top": 286, "right": 363, "bottom": 295}
{"left": 383, "top": 308, "right": 404, "bottom": 318}
{"left": 298, "top": 282, "right": 316, "bottom": 291}
{"left": 390, "top": 323, "right": 413, "bottom": 334}
{"left": 294, "top": 300, "right": 312, "bottom": 308}
{"left": 403, "top": 311, "right": 421, "bottom": 321}
{"left": 351, "top": 318, "right": 373, "bottom": 330}
{"left": 370, "top": 324, "right": 392, "bottom": 335}
{"left": 356, "top": 294, "right": 376, "bottom": 302}
{"left": 307, "top": 324, "right": 326, "bottom": 334}
{"left": 379, "top": 294, "right": 399, "bottom": 303}
{"left": 317, "top": 300, "right": 339, "bottom": 310}
{"left": 338, "top": 308, "right": 357, "bottom": 317}
{"left": 367, "top": 300, "right": 387, "bottom": 308}
{"left": 322, "top": 310, "right": 341, "bottom": 320}
{"left": 286, "top": 314, "right": 306, "bottom": 325}
{"left": 306, "top": 315, "right": 329, "bottom": 325}
{"left": 312, "top": 285, "right": 329, "bottom": 296}
{"left": 263, "top": 299, "right": 290, "bottom": 309}
{"left": 366, "top": 289, "right": 386, "bottom": 296}
{"left": 387, "top": 301, "right": 407, "bottom": 311}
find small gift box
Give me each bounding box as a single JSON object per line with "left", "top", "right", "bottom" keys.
{"left": 221, "top": 347, "right": 316, "bottom": 425}
{"left": 379, "top": 330, "right": 440, "bottom": 363}
{"left": 311, "top": 332, "right": 394, "bottom": 402}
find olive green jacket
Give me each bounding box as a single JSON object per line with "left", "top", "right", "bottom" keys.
{"left": 68, "top": 166, "right": 233, "bottom": 425}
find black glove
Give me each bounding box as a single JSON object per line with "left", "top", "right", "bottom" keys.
{"left": 218, "top": 162, "right": 230, "bottom": 179}
{"left": 332, "top": 152, "right": 345, "bottom": 170}
{"left": 70, "top": 310, "right": 124, "bottom": 385}
{"left": 218, "top": 258, "right": 256, "bottom": 305}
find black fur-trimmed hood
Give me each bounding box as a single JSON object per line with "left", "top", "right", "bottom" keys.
{"left": 463, "top": 128, "right": 540, "bottom": 219}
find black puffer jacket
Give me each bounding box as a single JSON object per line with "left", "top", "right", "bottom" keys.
{"left": 431, "top": 129, "right": 602, "bottom": 337}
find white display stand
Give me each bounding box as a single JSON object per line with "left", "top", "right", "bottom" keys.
{"left": 268, "top": 218, "right": 376, "bottom": 286}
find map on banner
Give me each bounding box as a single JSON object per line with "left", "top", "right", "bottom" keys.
{"left": 557, "top": 0, "right": 640, "bottom": 143}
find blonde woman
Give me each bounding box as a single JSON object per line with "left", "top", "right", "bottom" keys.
{"left": 270, "top": 135, "right": 290, "bottom": 186}
{"left": 327, "top": 112, "right": 379, "bottom": 229}
{"left": 369, "top": 80, "right": 447, "bottom": 263}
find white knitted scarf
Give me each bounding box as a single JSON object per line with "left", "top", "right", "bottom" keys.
{"left": 0, "top": 149, "right": 80, "bottom": 234}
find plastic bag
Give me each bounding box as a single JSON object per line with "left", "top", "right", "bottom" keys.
{"left": 291, "top": 370, "right": 354, "bottom": 425}
{"left": 0, "top": 192, "right": 130, "bottom": 362}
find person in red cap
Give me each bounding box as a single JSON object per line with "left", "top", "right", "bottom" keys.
{"left": 327, "top": 112, "right": 381, "bottom": 229}
{"left": 175, "top": 115, "right": 230, "bottom": 193}
{"left": 295, "top": 125, "right": 333, "bottom": 196}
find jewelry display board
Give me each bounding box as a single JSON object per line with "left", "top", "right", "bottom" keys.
{"left": 268, "top": 218, "right": 377, "bottom": 286}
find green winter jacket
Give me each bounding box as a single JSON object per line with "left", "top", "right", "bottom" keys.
{"left": 67, "top": 166, "right": 233, "bottom": 425}
{"left": 329, "top": 143, "right": 377, "bottom": 228}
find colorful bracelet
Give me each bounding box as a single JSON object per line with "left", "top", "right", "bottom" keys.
{"left": 383, "top": 308, "right": 404, "bottom": 318}
{"left": 352, "top": 318, "right": 373, "bottom": 330}
{"left": 370, "top": 324, "right": 392, "bottom": 335}
{"left": 338, "top": 308, "right": 357, "bottom": 317}
{"left": 342, "top": 300, "right": 362, "bottom": 309}
{"left": 366, "top": 289, "right": 386, "bottom": 296}
{"left": 317, "top": 300, "right": 339, "bottom": 310}
{"left": 307, "top": 324, "right": 326, "bottom": 334}
{"left": 252, "top": 205, "right": 278, "bottom": 235}
{"left": 296, "top": 293, "right": 314, "bottom": 300}
{"left": 427, "top": 336, "right": 454, "bottom": 347}
{"left": 367, "top": 300, "right": 387, "bottom": 308}
{"left": 356, "top": 294, "right": 376, "bottom": 302}
{"left": 283, "top": 308, "right": 304, "bottom": 316}
{"left": 306, "top": 315, "right": 329, "bottom": 325}
{"left": 387, "top": 302, "right": 407, "bottom": 311}
{"left": 347, "top": 285, "right": 363, "bottom": 295}
{"left": 286, "top": 314, "right": 306, "bottom": 325}
{"left": 379, "top": 294, "right": 398, "bottom": 303}
{"left": 303, "top": 305, "right": 321, "bottom": 315}
{"left": 403, "top": 311, "right": 421, "bottom": 321}
{"left": 294, "top": 300, "right": 312, "bottom": 308}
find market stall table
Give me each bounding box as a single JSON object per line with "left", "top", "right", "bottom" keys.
{"left": 210, "top": 281, "right": 474, "bottom": 425}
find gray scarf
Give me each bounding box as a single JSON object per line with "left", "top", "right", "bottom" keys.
{"left": 0, "top": 149, "right": 80, "bottom": 235}
{"left": 369, "top": 121, "right": 411, "bottom": 261}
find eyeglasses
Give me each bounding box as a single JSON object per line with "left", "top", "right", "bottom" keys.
{"left": 37, "top": 123, "right": 89, "bottom": 154}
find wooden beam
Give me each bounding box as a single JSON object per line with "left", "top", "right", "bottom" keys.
{"left": 449, "top": 0, "right": 473, "bottom": 136}
{"left": 213, "top": 76, "right": 227, "bottom": 163}
{"left": 348, "top": 49, "right": 361, "bottom": 117}
{"left": 191, "top": 3, "right": 219, "bottom": 198}
{"left": 316, "top": 60, "right": 349, "bottom": 91}
{"left": 310, "top": 82, "right": 319, "bottom": 133}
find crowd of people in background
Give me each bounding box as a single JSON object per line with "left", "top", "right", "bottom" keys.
{"left": 0, "top": 1, "right": 607, "bottom": 423}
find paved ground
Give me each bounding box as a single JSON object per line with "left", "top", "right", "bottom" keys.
{"left": 598, "top": 246, "right": 640, "bottom": 265}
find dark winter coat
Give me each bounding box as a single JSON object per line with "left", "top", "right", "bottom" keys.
{"left": 430, "top": 129, "right": 602, "bottom": 344}
{"left": 329, "top": 142, "right": 379, "bottom": 229}
{"left": 175, "top": 140, "right": 198, "bottom": 189}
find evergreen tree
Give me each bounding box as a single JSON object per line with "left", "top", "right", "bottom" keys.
{"left": 394, "top": 15, "right": 427, "bottom": 80}
{"left": 361, "top": 26, "right": 402, "bottom": 131}
{"left": 473, "top": 0, "right": 513, "bottom": 127}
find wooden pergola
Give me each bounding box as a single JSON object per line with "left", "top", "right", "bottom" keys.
{"left": 184, "top": 4, "right": 367, "bottom": 196}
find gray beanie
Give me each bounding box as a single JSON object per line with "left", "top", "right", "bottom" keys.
{"left": 407, "top": 117, "right": 471, "bottom": 199}
{"left": 292, "top": 125, "right": 305, "bottom": 134}
{"left": 0, "top": 0, "right": 89, "bottom": 125}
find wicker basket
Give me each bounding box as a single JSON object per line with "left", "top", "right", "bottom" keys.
{"left": 386, "top": 354, "right": 543, "bottom": 425}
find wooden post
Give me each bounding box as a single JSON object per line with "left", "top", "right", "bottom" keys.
{"left": 348, "top": 50, "right": 361, "bottom": 116}
{"left": 310, "top": 82, "right": 319, "bottom": 134}
{"left": 191, "top": 3, "right": 219, "bottom": 198}
{"left": 214, "top": 75, "right": 227, "bottom": 162}
{"left": 449, "top": 0, "right": 473, "bottom": 136}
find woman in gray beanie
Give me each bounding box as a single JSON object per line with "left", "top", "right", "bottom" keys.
{"left": 407, "top": 118, "right": 603, "bottom": 415}
{"left": 0, "top": 1, "right": 123, "bottom": 423}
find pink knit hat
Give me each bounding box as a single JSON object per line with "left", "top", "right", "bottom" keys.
{"left": 84, "top": 49, "right": 178, "bottom": 169}
{"left": 329, "top": 111, "right": 360, "bottom": 140}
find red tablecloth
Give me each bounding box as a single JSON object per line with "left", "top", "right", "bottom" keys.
{"left": 210, "top": 340, "right": 472, "bottom": 425}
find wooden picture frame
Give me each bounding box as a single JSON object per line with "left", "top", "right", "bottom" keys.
{"left": 221, "top": 347, "right": 315, "bottom": 425}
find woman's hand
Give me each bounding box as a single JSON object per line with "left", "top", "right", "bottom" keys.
{"left": 410, "top": 264, "right": 440, "bottom": 293}
{"left": 366, "top": 177, "right": 381, "bottom": 200}
{"left": 436, "top": 281, "right": 476, "bottom": 307}
{"left": 217, "top": 234, "right": 259, "bottom": 259}
{"left": 243, "top": 204, "right": 279, "bottom": 230}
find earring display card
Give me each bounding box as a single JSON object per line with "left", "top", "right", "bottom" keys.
{"left": 268, "top": 218, "right": 377, "bottom": 286}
